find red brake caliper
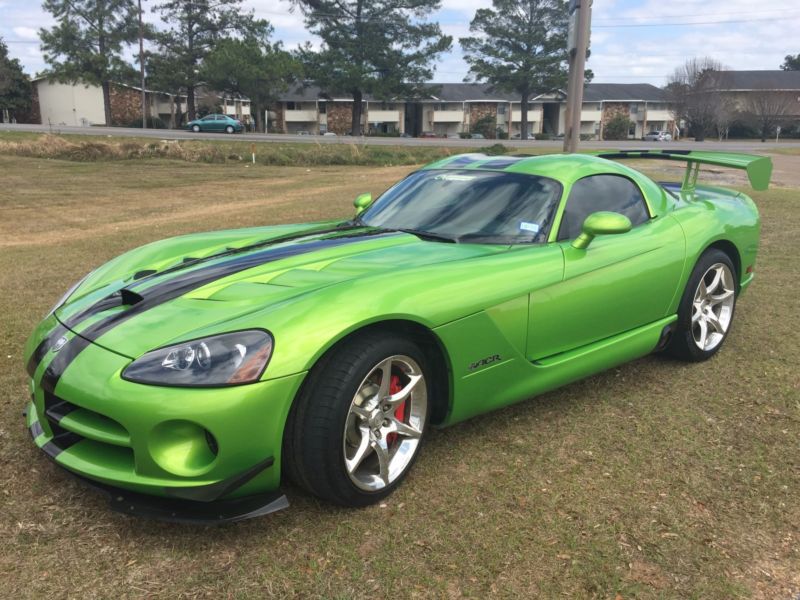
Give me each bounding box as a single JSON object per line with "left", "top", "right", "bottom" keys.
{"left": 387, "top": 374, "right": 406, "bottom": 446}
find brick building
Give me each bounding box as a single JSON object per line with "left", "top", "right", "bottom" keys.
{"left": 269, "top": 82, "right": 673, "bottom": 140}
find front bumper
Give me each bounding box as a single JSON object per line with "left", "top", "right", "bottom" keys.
{"left": 25, "top": 325, "right": 307, "bottom": 521}
{"left": 27, "top": 407, "right": 288, "bottom": 524}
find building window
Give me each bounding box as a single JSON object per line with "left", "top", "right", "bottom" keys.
{"left": 629, "top": 103, "right": 639, "bottom": 114}
{"left": 318, "top": 102, "right": 326, "bottom": 114}
{"left": 286, "top": 101, "right": 297, "bottom": 110}
{"left": 497, "top": 104, "right": 506, "bottom": 115}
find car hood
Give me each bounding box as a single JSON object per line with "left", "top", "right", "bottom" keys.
{"left": 54, "top": 222, "right": 507, "bottom": 359}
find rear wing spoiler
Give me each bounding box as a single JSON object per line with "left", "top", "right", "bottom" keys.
{"left": 594, "top": 150, "right": 772, "bottom": 192}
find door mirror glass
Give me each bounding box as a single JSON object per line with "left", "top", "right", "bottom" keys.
{"left": 572, "top": 211, "right": 632, "bottom": 249}
{"left": 354, "top": 192, "right": 372, "bottom": 215}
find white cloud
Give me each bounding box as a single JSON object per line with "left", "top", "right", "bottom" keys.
{"left": 3, "top": 0, "right": 799, "bottom": 83}
{"left": 12, "top": 26, "right": 38, "bottom": 39}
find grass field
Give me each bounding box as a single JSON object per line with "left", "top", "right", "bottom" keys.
{"left": 0, "top": 153, "right": 798, "bottom": 599}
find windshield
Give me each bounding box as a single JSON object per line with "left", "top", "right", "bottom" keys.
{"left": 360, "top": 169, "right": 562, "bottom": 243}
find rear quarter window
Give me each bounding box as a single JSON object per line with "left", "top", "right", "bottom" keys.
{"left": 558, "top": 174, "right": 651, "bottom": 241}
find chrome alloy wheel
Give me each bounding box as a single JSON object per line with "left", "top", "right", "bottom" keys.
{"left": 343, "top": 355, "right": 427, "bottom": 492}
{"left": 692, "top": 262, "right": 735, "bottom": 351}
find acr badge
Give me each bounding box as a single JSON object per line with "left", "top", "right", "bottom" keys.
{"left": 469, "top": 354, "right": 501, "bottom": 371}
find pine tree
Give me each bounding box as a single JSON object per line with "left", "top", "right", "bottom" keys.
{"left": 460, "top": 0, "right": 570, "bottom": 140}
{"left": 40, "top": 0, "right": 139, "bottom": 125}
{"left": 293, "top": 0, "right": 452, "bottom": 135}
{"left": 152, "top": 0, "right": 247, "bottom": 121}
{"left": 203, "top": 21, "right": 300, "bottom": 133}
{"left": 781, "top": 54, "right": 800, "bottom": 71}
{"left": 0, "top": 38, "right": 33, "bottom": 121}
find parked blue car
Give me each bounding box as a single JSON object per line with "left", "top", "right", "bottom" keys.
{"left": 186, "top": 114, "right": 244, "bottom": 134}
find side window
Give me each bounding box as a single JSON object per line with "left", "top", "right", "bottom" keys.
{"left": 557, "top": 175, "right": 650, "bottom": 241}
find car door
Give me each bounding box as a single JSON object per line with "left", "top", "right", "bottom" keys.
{"left": 527, "top": 174, "right": 686, "bottom": 360}
{"left": 212, "top": 115, "right": 226, "bottom": 131}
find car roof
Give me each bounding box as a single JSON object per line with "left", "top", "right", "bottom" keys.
{"left": 421, "top": 152, "right": 671, "bottom": 216}
{"left": 422, "top": 153, "right": 645, "bottom": 187}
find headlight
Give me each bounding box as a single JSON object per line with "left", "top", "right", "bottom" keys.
{"left": 122, "top": 330, "right": 274, "bottom": 387}
{"left": 47, "top": 272, "right": 92, "bottom": 317}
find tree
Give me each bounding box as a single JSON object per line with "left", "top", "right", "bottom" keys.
{"left": 293, "top": 0, "right": 452, "bottom": 136}
{"left": 711, "top": 92, "right": 736, "bottom": 141}
{"left": 40, "top": 0, "right": 139, "bottom": 126}
{"left": 0, "top": 38, "right": 32, "bottom": 122}
{"left": 203, "top": 21, "right": 299, "bottom": 133}
{"left": 146, "top": 50, "right": 187, "bottom": 128}
{"left": 666, "top": 57, "right": 724, "bottom": 142}
{"left": 603, "top": 113, "right": 632, "bottom": 141}
{"left": 152, "top": 0, "right": 248, "bottom": 121}
{"left": 781, "top": 54, "right": 800, "bottom": 71}
{"left": 744, "top": 92, "right": 792, "bottom": 142}
{"left": 460, "top": 0, "right": 571, "bottom": 141}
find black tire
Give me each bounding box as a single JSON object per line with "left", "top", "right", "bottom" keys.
{"left": 283, "top": 332, "right": 430, "bottom": 506}
{"left": 191, "top": 124, "right": 200, "bottom": 133}
{"left": 665, "top": 248, "right": 737, "bottom": 362}
{"left": 225, "top": 125, "right": 234, "bottom": 134}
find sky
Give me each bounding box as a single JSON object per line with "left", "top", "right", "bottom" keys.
{"left": 2, "top": 0, "right": 799, "bottom": 85}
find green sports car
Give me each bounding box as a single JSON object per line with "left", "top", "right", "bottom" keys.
{"left": 24, "top": 149, "right": 770, "bottom": 523}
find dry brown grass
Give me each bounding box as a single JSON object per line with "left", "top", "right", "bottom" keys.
{"left": 0, "top": 155, "right": 798, "bottom": 599}
{"left": 0, "top": 133, "right": 462, "bottom": 167}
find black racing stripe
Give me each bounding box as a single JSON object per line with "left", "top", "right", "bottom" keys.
{"left": 41, "top": 441, "right": 63, "bottom": 458}
{"left": 30, "top": 420, "right": 44, "bottom": 438}
{"left": 60, "top": 227, "right": 378, "bottom": 332}
{"left": 42, "top": 231, "right": 397, "bottom": 395}
{"left": 128, "top": 223, "right": 365, "bottom": 289}
{"left": 25, "top": 323, "right": 69, "bottom": 377}
{"left": 40, "top": 334, "right": 93, "bottom": 395}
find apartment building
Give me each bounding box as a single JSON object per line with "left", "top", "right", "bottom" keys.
{"left": 269, "top": 82, "right": 673, "bottom": 139}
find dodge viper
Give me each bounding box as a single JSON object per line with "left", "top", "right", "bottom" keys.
{"left": 23, "top": 149, "right": 770, "bottom": 523}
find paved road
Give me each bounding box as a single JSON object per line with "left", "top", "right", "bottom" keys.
{"left": 2, "top": 122, "right": 799, "bottom": 151}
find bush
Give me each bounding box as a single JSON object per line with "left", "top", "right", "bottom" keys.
{"left": 496, "top": 129, "right": 509, "bottom": 140}
{"left": 603, "top": 114, "right": 633, "bottom": 141}
{"left": 477, "top": 143, "right": 510, "bottom": 156}
{"left": 533, "top": 132, "right": 551, "bottom": 140}
{"left": 471, "top": 114, "right": 497, "bottom": 139}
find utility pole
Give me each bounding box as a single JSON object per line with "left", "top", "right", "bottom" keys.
{"left": 563, "top": 0, "right": 591, "bottom": 153}
{"left": 138, "top": 0, "right": 146, "bottom": 129}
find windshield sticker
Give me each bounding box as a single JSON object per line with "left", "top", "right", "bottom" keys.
{"left": 433, "top": 174, "right": 476, "bottom": 182}
{"left": 520, "top": 221, "right": 540, "bottom": 233}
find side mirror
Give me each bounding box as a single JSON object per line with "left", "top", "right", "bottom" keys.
{"left": 571, "top": 211, "right": 632, "bottom": 249}
{"left": 353, "top": 192, "right": 372, "bottom": 215}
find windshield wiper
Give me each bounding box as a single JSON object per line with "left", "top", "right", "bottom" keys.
{"left": 391, "top": 228, "right": 458, "bottom": 243}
